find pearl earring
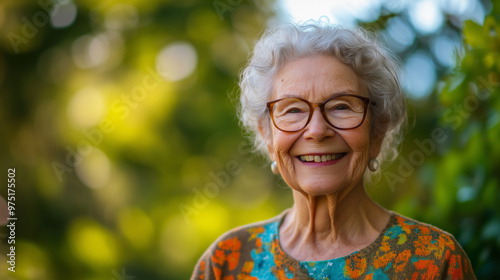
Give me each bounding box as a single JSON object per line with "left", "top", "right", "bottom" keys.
{"left": 368, "top": 158, "right": 379, "bottom": 172}
{"left": 271, "top": 161, "right": 280, "bottom": 174}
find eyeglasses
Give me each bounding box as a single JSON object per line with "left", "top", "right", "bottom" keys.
{"left": 266, "top": 94, "right": 374, "bottom": 132}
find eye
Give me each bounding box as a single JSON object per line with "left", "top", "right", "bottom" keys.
{"left": 331, "top": 104, "right": 351, "bottom": 111}
{"left": 286, "top": 107, "right": 304, "bottom": 114}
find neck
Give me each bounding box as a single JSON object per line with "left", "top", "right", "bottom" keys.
{"left": 279, "top": 181, "right": 389, "bottom": 261}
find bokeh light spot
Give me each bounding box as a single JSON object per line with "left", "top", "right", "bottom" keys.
{"left": 279, "top": 0, "right": 340, "bottom": 24}
{"left": 403, "top": 52, "right": 437, "bottom": 99}
{"left": 160, "top": 215, "right": 200, "bottom": 266}
{"left": 75, "top": 148, "right": 111, "bottom": 189}
{"left": 408, "top": 0, "right": 444, "bottom": 34}
{"left": 68, "top": 218, "right": 119, "bottom": 268}
{"left": 51, "top": 2, "right": 78, "bottom": 28}
{"left": 343, "top": 0, "right": 382, "bottom": 23}
{"left": 156, "top": 42, "right": 198, "bottom": 82}
{"left": 440, "top": 0, "right": 472, "bottom": 16}
{"left": 439, "top": 0, "right": 485, "bottom": 24}
{"left": 15, "top": 242, "right": 52, "bottom": 279}
{"left": 432, "top": 36, "right": 460, "bottom": 67}
{"left": 279, "top": 0, "right": 385, "bottom": 25}
{"left": 385, "top": 17, "right": 415, "bottom": 52}
{"left": 90, "top": 36, "right": 110, "bottom": 65}
{"left": 67, "top": 87, "right": 105, "bottom": 129}
{"left": 192, "top": 203, "right": 230, "bottom": 240}
{"left": 457, "top": 186, "right": 475, "bottom": 202}
{"left": 383, "top": 0, "right": 409, "bottom": 13}
{"left": 72, "top": 34, "right": 111, "bottom": 69}
{"left": 118, "top": 207, "right": 154, "bottom": 249}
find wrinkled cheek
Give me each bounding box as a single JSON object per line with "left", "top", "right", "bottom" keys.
{"left": 348, "top": 150, "right": 369, "bottom": 184}
{"left": 274, "top": 146, "right": 301, "bottom": 192}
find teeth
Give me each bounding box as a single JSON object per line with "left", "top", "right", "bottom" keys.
{"left": 299, "top": 154, "right": 344, "bottom": 162}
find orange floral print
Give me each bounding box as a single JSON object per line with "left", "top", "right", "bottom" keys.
{"left": 415, "top": 235, "right": 433, "bottom": 256}
{"left": 210, "top": 237, "right": 242, "bottom": 272}
{"left": 363, "top": 273, "right": 373, "bottom": 280}
{"left": 345, "top": 255, "right": 367, "bottom": 278}
{"left": 219, "top": 237, "right": 241, "bottom": 251}
{"left": 212, "top": 249, "right": 226, "bottom": 266}
{"left": 449, "top": 254, "right": 464, "bottom": 280}
{"left": 213, "top": 266, "right": 222, "bottom": 280}
{"left": 414, "top": 259, "right": 440, "bottom": 280}
{"left": 394, "top": 249, "right": 411, "bottom": 272}
{"left": 373, "top": 251, "right": 396, "bottom": 270}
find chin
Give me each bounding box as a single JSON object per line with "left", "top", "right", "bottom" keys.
{"left": 295, "top": 180, "right": 348, "bottom": 196}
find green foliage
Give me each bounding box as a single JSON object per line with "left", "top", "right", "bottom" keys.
{"left": 383, "top": 3, "right": 500, "bottom": 278}
{"left": 0, "top": 1, "right": 276, "bottom": 279}
{"left": 0, "top": 0, "right": 498, "bottom": 279}
{"left": 435, "top": 9, "right": 500, "bottom": 278}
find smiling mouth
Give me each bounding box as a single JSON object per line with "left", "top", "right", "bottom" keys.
{"left": 298, "top": 153, "right": 347, "bottom": 163}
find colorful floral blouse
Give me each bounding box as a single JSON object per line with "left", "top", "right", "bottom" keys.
{"left": 191, "top": 210, "right": 476, "bottom": 279}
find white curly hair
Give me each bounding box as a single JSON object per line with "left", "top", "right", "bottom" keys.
{"left": 238, "top": 22, "right": 407, "bottom": 176}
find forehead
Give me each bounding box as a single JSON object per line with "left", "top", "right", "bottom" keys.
{"left": 271, "top": 55, "right": 367, "bottom": 100}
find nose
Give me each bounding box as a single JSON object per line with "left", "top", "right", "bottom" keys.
{"left": 302, "top": 107, "right": 335, "bottom": 140}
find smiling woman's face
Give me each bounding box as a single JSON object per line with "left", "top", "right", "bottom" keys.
{"left": 263, "top": 55, "right": 381, "bottom": 196}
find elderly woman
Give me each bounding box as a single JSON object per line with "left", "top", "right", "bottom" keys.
{"left": 192, "top": 23, "right": 475, "bottom": 279}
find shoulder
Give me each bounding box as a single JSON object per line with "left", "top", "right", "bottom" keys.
{"left": 377, "top": 212, "right": 476, "bottom": 279}
{"left": 388, "top": 212, "right": 459, "bottom": 251}
{"left": 207, "top": 210, "right": 285, "bottom": 252}
{"left": 190, "top": 210, "right": 287, "bottom": 280}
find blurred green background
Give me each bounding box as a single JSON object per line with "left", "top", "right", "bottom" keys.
{"left": 0, "top": 0, "right": 499, "bottom": 279}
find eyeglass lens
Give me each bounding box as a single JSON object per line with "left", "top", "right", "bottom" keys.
{"left": 271, "top": 96, "right": 366, "bottom": 131}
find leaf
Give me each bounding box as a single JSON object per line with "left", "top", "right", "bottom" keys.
{"left": 464, "top": 20, "right": 489, "bottom": 48}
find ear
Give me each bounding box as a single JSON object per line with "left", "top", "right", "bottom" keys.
{"left": 258, "top": 121, "right": 274, "bottom": 161}
{"left": 369, "top": 129, "right": 385, "bottom": 160}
